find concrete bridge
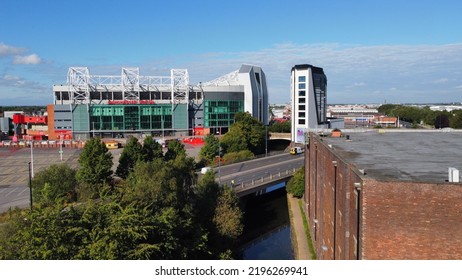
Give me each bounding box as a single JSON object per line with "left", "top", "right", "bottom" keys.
{"left": 233, "top": 168, "right": 297, "bottom": 197}
{"left": 217, "top": 153, "right": 304, "bottom": 197}
{"left": 269, "top": 132, "right": 291, "bottom": 141}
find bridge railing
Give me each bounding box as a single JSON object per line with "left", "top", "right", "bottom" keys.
{"left": 234, "top": 167, "right": 297, "bottom": 191}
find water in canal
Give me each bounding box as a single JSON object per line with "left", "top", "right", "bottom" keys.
{"left": 238, "top": 185, "right": 294, "bottom": 260}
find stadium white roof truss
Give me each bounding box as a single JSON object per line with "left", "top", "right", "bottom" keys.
{"left": 171, "top": 69, "right": 189, "bottom": 104}
{"left": 65, "top": 67, "right": 190, "bottom": 104}
{"left": 67, "top": 67, "right": 91, "bottom": 104}
{"left": 122, "top": 67, "right": 140, "bottom": 101}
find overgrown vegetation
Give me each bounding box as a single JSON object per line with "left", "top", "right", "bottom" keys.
{"left": 286, "top": 168, "right": 305, "bottom": 198}
{"left": 298, "top": 200, "right": 316, "bottom": 260}
{"left": 0, "top": 137, "right": 243, "bottom": 260}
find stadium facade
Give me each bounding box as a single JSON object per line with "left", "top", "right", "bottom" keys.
{"left": 50, "top": 64, "right": 268, "bottom": 140}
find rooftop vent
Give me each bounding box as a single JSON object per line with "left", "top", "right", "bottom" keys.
{"left": 448, "top": 167, "right": 460, "bottom": 183}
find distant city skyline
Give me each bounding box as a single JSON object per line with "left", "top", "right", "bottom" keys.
{"left": 1, "top": 0, "right": 462, "bottom": 106}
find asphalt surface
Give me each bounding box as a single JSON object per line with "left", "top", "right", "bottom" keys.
{"left": 0, "top": 147, "right": 82, "bottom": 213}
{"left": 216, "top": 153, "right": 304, "bottom": 187}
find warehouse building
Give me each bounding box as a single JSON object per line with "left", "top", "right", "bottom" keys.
{"left": 306, "top": 131, "right": 462, "bottom": 259}
{"left": 50, "top": 64, "right": 268, "bottom": 140}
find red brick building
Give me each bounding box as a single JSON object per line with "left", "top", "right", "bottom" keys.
{"left": 305, "top": 131, "right": 462, "bottom": 259}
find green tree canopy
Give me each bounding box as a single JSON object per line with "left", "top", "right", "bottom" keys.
{"left": 269, "top": 120, "right": 291, "bottom": 133}
{"left": 0, "top": 139, "right": 244, "bottom": 260}
{"left": 32, "top": 164, "right": 77, "bottom": 205}
{"left": 142, "top": 136, "right": 164, "bottom": 162}
{"left": 199, "top": 133, "right": 220, "bottom": 164}
{"left": 77, "top": 137, "right": 113, "bottom": 193}
{"left": 222, "top": 112, "right": 267, "bottom": 155}
{"left": 450, "top": 110, "right": 462, "bottom": 129}
{"left": 164, "top": 140, "right": 186, "bottom": 161}
{"left": 116, "top": 136, "right": 143, "bottom": 179}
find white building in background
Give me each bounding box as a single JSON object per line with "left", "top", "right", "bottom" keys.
{"left": 290, "top": 64, "right": 328, "bottom": 143}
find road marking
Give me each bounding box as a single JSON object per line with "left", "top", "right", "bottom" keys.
{"left": 18, "top": 187, "right": 28, "bottom": 196}
{"left": 5, "top": 188, "right": 17, "bottom": 197}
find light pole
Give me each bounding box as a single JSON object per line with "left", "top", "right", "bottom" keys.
{"left": 265, "top": 124, "right": 268, "bottom": 157}
{"left": 28, "top": 162, "right": 32, "bottom": 209}
{"left": 28, "top": 132, "right": 34, "bottom": 178}
{"left": 217, "top": 128, "right": 221, "bottom": 184}
{"left": 59, "top": 134, "right": 64, "bottom": 161}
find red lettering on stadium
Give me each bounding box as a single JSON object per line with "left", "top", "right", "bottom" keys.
{"left": 108, "top": 100, "right": 155, "bottom": 105}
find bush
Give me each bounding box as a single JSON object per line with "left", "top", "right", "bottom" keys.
{"left": 222, "top": 150, "right": 254, "bottom": 164}
{"left": 286, "top": 168, "right": 304, "bottom": 198}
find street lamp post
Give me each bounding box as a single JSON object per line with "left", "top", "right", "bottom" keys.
{"left": 265, "top": 124, "right": 268, "bottom": 157}
{"left": 217, "top": 128, "right": 221, "bottom": 184}
{"left": 28, "top": 162, "right": 32, "bottom": 209}
{"left": 28, "top": 133, "right": 34, "bottom": 178}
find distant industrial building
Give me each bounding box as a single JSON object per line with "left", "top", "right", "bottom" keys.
{"left": 327, "top": 105, "right": 398, "bottom": 128}
{"left": 50, "top": 64, "right": 268, "bottom": 140}
{"left": 305, "top": 131, "right": 462, "bottom": 259}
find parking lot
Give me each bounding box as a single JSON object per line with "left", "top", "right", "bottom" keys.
{"left": 0, "top": 140, "right": 202, "bottom": 213}
{"left": 0, "top": 147, "right": 82, "bottom": 213}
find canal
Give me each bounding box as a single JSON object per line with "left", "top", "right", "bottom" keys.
{"left": 238, "top": 186, "right": 294, "bottom": 260}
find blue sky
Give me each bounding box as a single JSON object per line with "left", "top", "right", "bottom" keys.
{"left": 1, "top": 0, "right": 462, "bottom": 105}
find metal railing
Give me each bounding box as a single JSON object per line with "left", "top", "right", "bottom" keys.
{"left": 234, "top": 167, "right": 297, "bottom": 192}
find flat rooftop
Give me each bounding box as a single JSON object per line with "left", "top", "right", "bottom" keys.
{"left": 323, "top": 131, "right": 462, "bottom": 183}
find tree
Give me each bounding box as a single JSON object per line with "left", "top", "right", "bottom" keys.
{"left": 32, "top": 164, "right": 77, "bottom": 205}
{"left": 213, "top": 186, "right": 243, "bottom": 241}
{"left": 222, "top": 112, "right": 267, "bottom": 155}
{"left": 164, "top": 140, "right": 186, "bottom": 161}
{"left": 286, "top": 168, "right": 305, "bottom": 198}
{"left": 77, "top": 137, "right": 113, "bottom": 194}
{"left": 269, "top": 120, "right": 291, "bottom": 133}
{"left": 116, "top": 136, "right": 143, "bottom": 179}
{"left": 435, "top": 113, "right": 450, "bottom": 129}
{"left": 450, "top": 110, "right": 462, "bottom": 129}
{"left": 142, "top": 136, "right": 163, "bottom": 162}
{"left": 199, "top": 134, "right": 220, "bottom": 164}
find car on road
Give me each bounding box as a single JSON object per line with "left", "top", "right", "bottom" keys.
{"left": 290, "top": 147, "right": 304, "bottom": 155}
{"left": 201, "top": 167, "right": 213, "bottom": 174}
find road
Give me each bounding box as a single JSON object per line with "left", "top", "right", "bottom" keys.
{"left": 215, "top": 153, "right": 305, "bottom": 188}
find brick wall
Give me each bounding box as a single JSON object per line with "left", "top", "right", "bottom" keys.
{"left": 362, "top": 179, "right": 462, "bottom": 259}
{"left": 306, "top": 134, "right": 363, "bottom": 259}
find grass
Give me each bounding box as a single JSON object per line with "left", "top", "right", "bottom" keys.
{"left": 298, "top": 199, "right": 317, "bottom": 260}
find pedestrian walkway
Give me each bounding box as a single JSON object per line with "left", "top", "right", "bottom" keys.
{"left": 287, "top": 194, "right": 312, "bottom": 260}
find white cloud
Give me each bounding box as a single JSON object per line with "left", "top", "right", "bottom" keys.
{"left": 433, "top": 78, "right": 449, "bottom": 84}
{"left": 346, "top": 82, "right": 366, "bottom": 88}
{"left": 0, "top": 42, "right": 25, "bottom": 56}
{"left": 13, "top": 54, "right": 42, "bottom": 65}
{"left": 3, "top": 75, "right": 21, "bottom": 81}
